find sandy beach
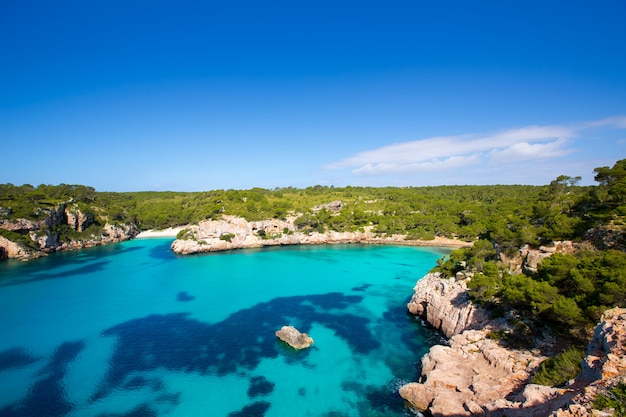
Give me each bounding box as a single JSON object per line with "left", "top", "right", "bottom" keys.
{"left": 135, "top": 226, "right": 187, "bottom": 238}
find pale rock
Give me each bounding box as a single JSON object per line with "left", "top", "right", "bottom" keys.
{"left": 406, "top": 272, "right": 491, "bottom": 338}
{"left": 312, "top": 200, "right": 343, "bottom": 212}
{"left": 275, "top": 326, "right": 314, "bottom": 349}
{"left": 29, "top": 231, "right": 60, "bottom": 249}
{"left": 65, "top": 208, "right": 94, "bottom": 232}
{"left": 0, "top": 236, "right": 36, "bottom": 260}
{"left": 0, "top": 218, "right": 40, "bottom": 232}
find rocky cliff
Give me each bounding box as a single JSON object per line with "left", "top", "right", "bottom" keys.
{"left": 0, "top": 202, "right": 139, "bottom": 260}
{"left": 170, "top": 215, "right": 470, "bottom": 255}
{"left": 400, "top": 273, "right": 626, "bottom": 416}
{"left": 406, "top": 272, "right": 491, "bottom": 338}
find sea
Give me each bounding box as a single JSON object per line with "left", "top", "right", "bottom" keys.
{"left": 0, "top": 238, "right": 449, "bottom": 417}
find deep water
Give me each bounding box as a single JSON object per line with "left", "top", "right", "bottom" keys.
{"left": 0, "top": 239, "right": 448, "bottom": 417}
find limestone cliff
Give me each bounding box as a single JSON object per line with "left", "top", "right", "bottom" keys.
{"left": 400, "top": 272, "right": 626, "bottom": 416}
{"left": 171, "top": 215, "right": 470, "bottom": 255}
{"left": 0, "top": 202, "right": 139, "bottom": 260}
{"left": 406, "top": 272, "right": 491, "bottom": 338}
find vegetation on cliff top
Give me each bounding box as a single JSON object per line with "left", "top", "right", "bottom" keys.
{"left": 433, "top": 159, "right": 626, "bottom": 386}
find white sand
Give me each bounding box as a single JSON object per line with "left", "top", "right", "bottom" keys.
{"left": 135, "top": 226, "right": 187, "bottom": 238}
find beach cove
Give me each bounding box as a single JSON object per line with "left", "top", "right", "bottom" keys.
{"left": 0, "top": 238, "right": 450, "bottom": 417}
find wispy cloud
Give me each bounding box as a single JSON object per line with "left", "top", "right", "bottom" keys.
{"left": 325, "top": 116, "right": 625, "bottom": 181}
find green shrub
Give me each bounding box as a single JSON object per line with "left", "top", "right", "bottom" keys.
{"left": 531, "top": 347, "right": 584, "bottom": 387}
{"left": 219, "top": 233, "right": 235, "bottom": 242}
{"left": 176, "top": 228, "right": 191, "bottom": 240}
{"left": 593, "top": 382, "right": 626, "bottom": 416}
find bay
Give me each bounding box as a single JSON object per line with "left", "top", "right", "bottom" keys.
{"left": 0, "top": 239, "right": 448, "bottom": 417}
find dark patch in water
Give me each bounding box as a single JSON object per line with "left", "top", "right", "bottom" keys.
{"left": 247, "top": 375, "right": 275, "bottom": 397}
{"left": 149, "top": 242, "right": 177, "bottom": 261}
{"left": 0, "top": 347, "right": 40, "bottom": 372}
{"left": 176, "top": 291, "right": 195, "bottom": 302}
{"left": 95, "top": 292, "right": 378, "bottom": 399}
{"left": 364, "top": 385, "right": 406, "bottom": 414}
{"left": 0, "top": 245, "right": 145, "bottom": 288}
{"left": 228, "top": 401, "right": 271, "bottom": 417}
{"left": 97, "top": 403, "right": 157, "bottom": 417}
{"left": 298, "top": 387, "right": 306, "bottom": 396}
{"left": 351, "top": 284, "right": 372, "bottom": 292}
{"left": 0, "top": 340, "right": 85, "bottom": 417}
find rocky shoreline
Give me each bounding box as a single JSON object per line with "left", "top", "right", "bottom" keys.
{"left": 170, "top": 215, "right": 471, "bottom": 255}
{"left": 0, "top": 202, "right": 139, "bottom": 261}
{"left": 400, "top": 271, "right": 626, "bottom": 416}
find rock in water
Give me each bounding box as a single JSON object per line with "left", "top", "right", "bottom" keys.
{"left": 275, "top": 326, "right": 314, "bottom": 349}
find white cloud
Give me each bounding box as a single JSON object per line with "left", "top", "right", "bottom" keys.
{"left": 352, "top": 154, "right": 481, "bottom": 176}
{"left": 488, "top": 138, "right": 573, "bottom": 163}
{"left": 326, "top": 125, "right": 575, "bottom": 175}
{"left": 324, "top": 115, "right": 626, "bottom": 182}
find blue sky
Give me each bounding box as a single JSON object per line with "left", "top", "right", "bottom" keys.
{"left": 1, "top": 1, "right": 625, "bottom": 191}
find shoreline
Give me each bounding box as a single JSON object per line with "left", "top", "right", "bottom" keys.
{"left": 135, "top": 226, "right": 187, "bottom": 239}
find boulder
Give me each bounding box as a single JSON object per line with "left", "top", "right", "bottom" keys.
{"left": 275, "top": 326, "right": 314, "bottom": 349}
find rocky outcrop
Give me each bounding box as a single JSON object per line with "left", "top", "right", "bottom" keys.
{"left": 401, "top": 272, "right": 561, "bottom": 416}
{"left": 0, "top": 218, "right": 40, "bottom": 232}
{"left": 0, "top": 236, "right": 39, "bottom": 260}
{"left": 407, "top": 272, "right": 491, "bottom": 338}
{"left": 401, "top": 270, "right": 626, "bottom": 416}
{"left": 550, "top": 308, "right": 626, "bottom": 416}
{"left": 399, "top": 328, "right": 559, "bottom": 416}
{"left": 65, "top": 208, "right": 94, "bottom": 232}
{"left": 312, "top": 200, "right": 344, "bottom": 212}
{"left": 275, "top": 326, "right": 314, "bottom": 349}
{"left": 499, "top": 241, "right": 581, "bottom": 275}
{"left": 171, "top": 216, "right": 470, "bottom": 255}
{"left": 0, "top": 200, "right": 140, "bottom": 261}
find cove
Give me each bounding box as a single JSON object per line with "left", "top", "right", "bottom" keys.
{"left": 0, "top": 238, "right": 449, "bottom": 417}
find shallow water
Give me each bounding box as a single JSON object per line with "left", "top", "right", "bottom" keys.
{"left": 0, "top": 239, "right": 448, "bottom": 417}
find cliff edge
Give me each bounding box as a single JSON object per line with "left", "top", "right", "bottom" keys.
{"left": 400, "top": 272, "right": 626, "bottom": 416}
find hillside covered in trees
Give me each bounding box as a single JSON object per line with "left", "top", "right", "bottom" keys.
{"left": 1, "top": 160, "right": 625, "bottom": 258}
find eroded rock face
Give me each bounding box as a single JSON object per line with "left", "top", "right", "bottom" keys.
{"left": 407, "top": 272, "right": 491, "bottom": 338}
{"left": 0, "top": 236, "right": 39, "bottom": 260}
{"left": 65, "top": 208, "right": 94, "bottom": 232}
{"left": 0, "top": 218, "right": 40, "bottom": 232}
{"left": 402, "top": 269, "right": 626, "bottom": 417}
{"left": 399, "top": 327, "right": 554, "bottom": 416}
{"left": 170, "top": 216, "right": 469, "bottom": 255}
{"left": 275, "top": 326, "right": 314, "bottom": 349}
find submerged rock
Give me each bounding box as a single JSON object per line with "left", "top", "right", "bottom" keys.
{"left": 275, "top": 326, "right": 314, "bottom": 349}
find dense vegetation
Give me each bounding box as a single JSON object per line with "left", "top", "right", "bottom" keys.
{"left": 434, "top": 160, "right": 626, "bottom": 386}
{"left": 593, "top": 382, "right": 626, "bottom": 416}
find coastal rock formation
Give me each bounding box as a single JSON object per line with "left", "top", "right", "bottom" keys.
{"left": 549, "top": 308, "right": 626, "bottom": 416}
{"left": 399, "top": 328, "right": 557, "bottom": 416}
{"left": 401, "top": 272, "right": 626, "bottom": 416}
{"left": 65, "top": 208, "right": 94, "bottom": 232}
{"left": 407, "top": 272, "right": 491, "bottom": 338}
{"left": 499, "top": 241, "right": 582, "bottom": 275}
{"left": 0, "top": 201, "right": 139, "bottom": 260}
{"left": 0, "top": 236, "right": 38, "bottom": 260}
{"left": 171, "top": 216, "right": 470, "bottom": 255}
{"left": 0, "top": 218, "right": 40, "bottom": 232}
{"left": 275, "top": 326, "right": 314, "bottom": 349}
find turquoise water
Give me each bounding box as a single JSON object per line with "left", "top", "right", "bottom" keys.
{"left": 0, "top": 239, "right": 448, "bottom": 417}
